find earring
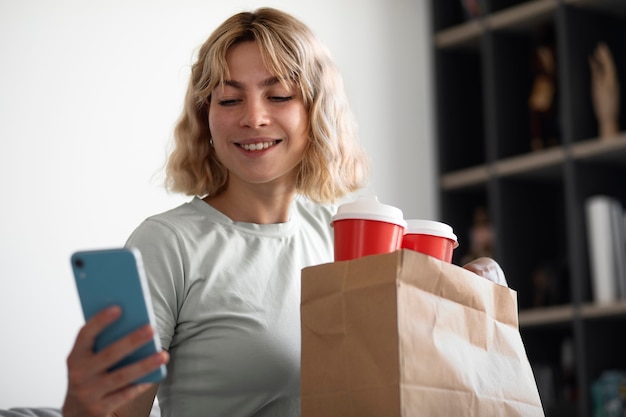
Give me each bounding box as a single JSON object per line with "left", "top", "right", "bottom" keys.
{"left": 209, "top": 138, "right": 214, "bottom": 147}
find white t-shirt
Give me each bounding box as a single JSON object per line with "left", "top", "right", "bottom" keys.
{"left": 125, "top": 196, "right": 335, "bottom": 417}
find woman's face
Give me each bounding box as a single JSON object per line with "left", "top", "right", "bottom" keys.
{"left": 208, "top": 41, "right": 309, "bottom": 192}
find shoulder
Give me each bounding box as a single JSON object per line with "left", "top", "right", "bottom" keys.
{"left": 292, "top": 196, "right": 337, "bottom": 245}
{"left": 126, "top": 197, "right": 214, "bottom": 246}
{"left": 293, "top": 195, "right": 336, "bottom": 224}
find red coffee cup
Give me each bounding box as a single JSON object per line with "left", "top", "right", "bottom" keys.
{"left": 401, "top": 219, "right": 459, "bottom": 263}
{"left": 332, "top": 196, "right": 407, "bottom": 261}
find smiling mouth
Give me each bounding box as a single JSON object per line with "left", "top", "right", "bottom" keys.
{"left": 237, "top": 140, "right": 281, "bottom": 151}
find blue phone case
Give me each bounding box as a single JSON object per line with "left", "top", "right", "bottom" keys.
{"left": 70, "top": 247, "right": 166, "bottom": 384}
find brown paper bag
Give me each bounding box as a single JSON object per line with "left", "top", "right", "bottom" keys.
{"left": 300, "top": 250, "right": 544, "bottom": 416}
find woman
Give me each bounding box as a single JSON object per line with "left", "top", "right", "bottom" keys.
{"left": 62, "top": 7, "right": 505, "bottom": 417}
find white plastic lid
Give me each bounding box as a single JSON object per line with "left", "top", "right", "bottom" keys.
{"left": 405, "top": 219, "right": 459, "bottom": 248}
{"left": 332, "top": 196, "right": 407, "bottom": 228}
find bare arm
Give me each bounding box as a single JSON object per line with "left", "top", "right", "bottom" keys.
{"left": 62, "top": 306, "right": 168, "bottom": 417}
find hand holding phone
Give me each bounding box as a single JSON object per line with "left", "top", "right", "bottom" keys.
{"left": 70, "top": 247, "right": 167, "bottom": 384}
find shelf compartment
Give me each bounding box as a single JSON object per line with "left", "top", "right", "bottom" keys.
{"left": 582, "top": 319, "right": 626, "bottom": 392}
{"left": 487, "top": 19, "right": 560, "bottom": 159}
{"left": 434, "top": 48, "right": 486, "bottom": 174}
{"left": 561, "top": 5, "right": 626, "bottom": 143}
{"left": 574, "top": 159, "right": 626, "bottom": 205}
{"left": 495, "top": 177, "right": 568, "bottom": 310}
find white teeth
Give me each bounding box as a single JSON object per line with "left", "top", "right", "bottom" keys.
{"left": 241, "top": 141, "right": 275, "bottom": 151}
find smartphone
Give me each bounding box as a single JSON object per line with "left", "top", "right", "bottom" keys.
{"left": 70, "top": 247, "right": 166, "bottom": 384}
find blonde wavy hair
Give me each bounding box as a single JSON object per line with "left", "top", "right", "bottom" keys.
{"left": 165, "top": 7, "right": 369, "bottom": 203}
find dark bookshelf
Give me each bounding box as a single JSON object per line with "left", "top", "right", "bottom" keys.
{"left": 430, "top": 1, "right": 626, "bottom": 416}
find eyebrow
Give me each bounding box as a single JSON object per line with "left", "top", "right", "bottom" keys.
{"left": 223, "top": 76, "right": 281, "bottom": 89}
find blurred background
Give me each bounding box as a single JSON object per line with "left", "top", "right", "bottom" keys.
{"left": 0, "top": 0, "right": 435, "bottom": 407}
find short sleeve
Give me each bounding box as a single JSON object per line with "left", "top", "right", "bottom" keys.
{"left": 126, "top": 219, "right": 186, "bottom": 350}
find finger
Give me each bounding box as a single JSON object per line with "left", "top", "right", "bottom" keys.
{"left": 100, "top": 350, "right": 168, "bottom": 395}
{"left": 72, "top": 306, "right": 122, "bottom": 355}
{"left": 66, "top": 343, "right": 166, "bottom": 414}
{"left": 65, "top": 308, "right": 127, "bottom": 395}
{"left": 68, "top": 320, "right": 159, "bottom": 387}
{"left": 91, "top": 324, "right": 159, "bottom": 376}
{"left": 65, "top": 382, "right": 155, "bottom": 417}
{"left": 67, "top": 306, "right": 123, "bottom": 381}
{"left": 104, "top": 382, "right": 155, "bottom": 412}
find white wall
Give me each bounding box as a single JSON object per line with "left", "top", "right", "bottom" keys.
{"left": 0, "top": 0, "right": 435, "bottom": 407}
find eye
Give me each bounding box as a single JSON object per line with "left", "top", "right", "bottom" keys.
{"left": 217, "top": 98, "right": 241, "bottom": 106}
{"left": 269, "top": 96, "right": 293, "bottom": 103}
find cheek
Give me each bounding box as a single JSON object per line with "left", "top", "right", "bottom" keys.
{"left": 207, "top": 108, "right": 227, "bottom": 138}
{"left": 289, "top": 105, "right": 309, "bottom": 136}
{"left": 296, "top": 112, "right": 310, "bottom": 143}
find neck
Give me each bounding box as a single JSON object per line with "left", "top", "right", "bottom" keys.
{"left": 204, "top": 182, "right": 296, "bottom": 224}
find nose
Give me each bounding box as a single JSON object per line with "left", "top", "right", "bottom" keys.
{"left": 241, "top": 97, "right": 269, "bottom": 128}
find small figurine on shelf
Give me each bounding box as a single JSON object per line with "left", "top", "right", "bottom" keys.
{"left": 531, "top": 264, "right": 554, "bottom": 307}
{"left": 461, "top": 206, "right": 494, "bottom": 265}
{"left": 529, "top": 28, "right": 560, "bottom": 151}
{"left": 531, "top": 260, "right": 568, "bottom": 307}
{"left": 591, "top": 370, "right": 626, "bottom": 417}
{"left": 589, "top": 42, "right": 621, "bottom": 139}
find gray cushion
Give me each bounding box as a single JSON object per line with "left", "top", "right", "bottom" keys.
{"left": 0, "top": 403, "right": 160, "bottom": 417}
{"left": 0, "top": 409, "right": 62, "bottom": 417}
